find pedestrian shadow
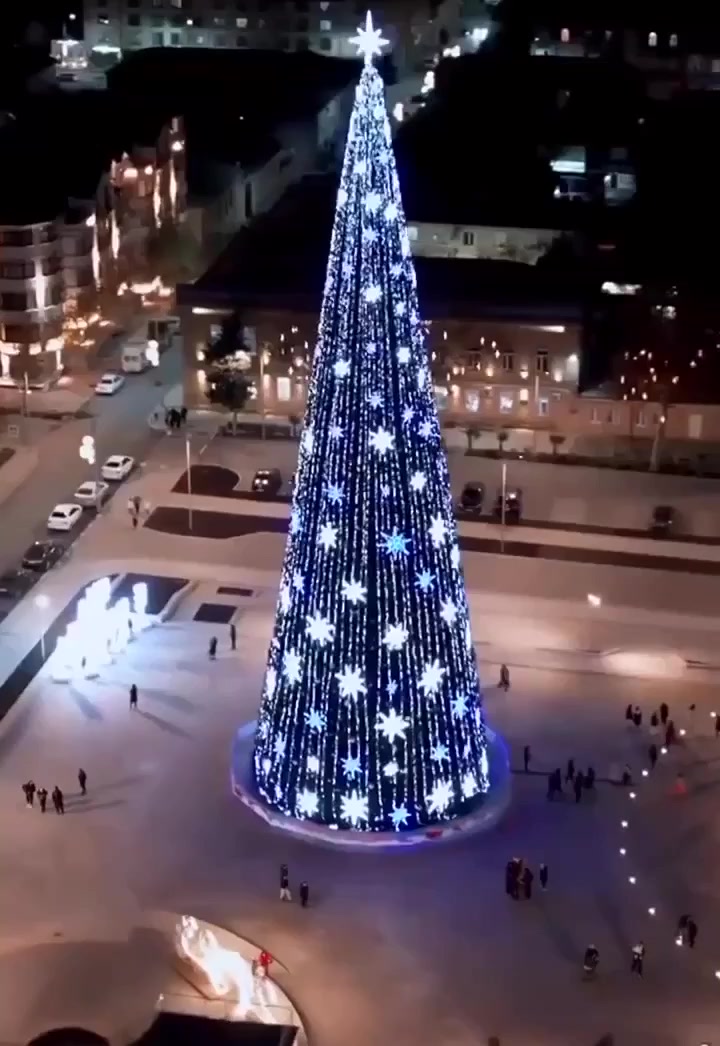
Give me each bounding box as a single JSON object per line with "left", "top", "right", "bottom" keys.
{"left": 68, "top": 686, "right": 103, "bottom": 721}
{"left": 137, "top": 709, "right": 191, "bottom": 738}
{"left": 138, "top": 688, "right": 196, "bottom": 714}
{"left": 65, "top": 799, "right": 127, "bottom": 814}
{"left": 536, "top": 900, "right": 583, "bottom": 965}
{"left": 89, "top": 773, "right": 146, "bottom": 792}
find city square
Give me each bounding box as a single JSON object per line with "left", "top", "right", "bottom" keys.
{"left": 2, "top": 485, "right": 720, "bottom": 1045}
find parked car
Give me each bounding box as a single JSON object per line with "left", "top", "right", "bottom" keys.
{"left": 74, "top": 480, "right": 110, "bottom": 507}
{"left": 101, "top": 454, "right": 135, "bottom": 481}
{"left": 493, "top": 488, "right": 523, "bottom": 524}
{"left": 650, "top": 504, "right": 675, "bottom": 537}
{"left": 458, "top": 481, "right": 485, "bottom": 515}
{"left": 21, "top": 540, "right": 65, "bottom": 572}
{"left": 47, "top": 503, "right": 83, "bottom": 531}
{"left": 252, "top": 468, "right": 282, "bottom": 495}
{"left": 94, "top": 371, "right": 126, "bottom": 395}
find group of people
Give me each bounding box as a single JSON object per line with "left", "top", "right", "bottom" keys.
{"left": 280, "top": 863, "right": 310, "bottom": 908}
{"left": 22, "top": 773, "right": 86, "bottom": 814}
{"left": 208, "top": 625, "right": 237, "bottom": 660}
{"left": 504, "top": 857, "right": 548, "bottom": 900}
{"left": 521, "top": 747, "right": 596, "bottom": 803}
{"left": 625, "top": 701, "right": 680, "bottom": 748}
{"left": 164, "top": 407, "right": 188, "bottom": 431}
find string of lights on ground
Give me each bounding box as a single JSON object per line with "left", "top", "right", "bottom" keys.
{"left": 246, "top": 13, "right": 491, "bottom": 833}
{"left": 615, "top": 709, "right": 720, "bottom": 1010}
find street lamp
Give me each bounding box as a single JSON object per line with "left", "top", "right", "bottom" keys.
{"left": 34, "top": 594, "right": 51, "bottom": 661}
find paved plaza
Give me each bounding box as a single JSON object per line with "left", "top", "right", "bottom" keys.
{"left": 2, "top": 534, "right": 720, "bottom": 1044}
{"left": 3, "top": 431, "right": 720, "bottom": 1046}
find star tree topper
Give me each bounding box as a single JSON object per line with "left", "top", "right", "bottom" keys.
{"left": 350, "top": 11, "right": 389, "bottom": 66}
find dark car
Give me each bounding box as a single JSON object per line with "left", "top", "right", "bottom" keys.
{"left": 458, "top": 481, "right": 485, "bottom": 515}
{"left": 251, "top": 468, "right": 282, "bottom": 496}
{"left": 21, "top": 540, "right": 65, "bottom": 572}
{"left": 650, "top": 504, "right": 675, "bottom": 537}
{"left": 493, "top": 488, "right": 523, "bottom": 524}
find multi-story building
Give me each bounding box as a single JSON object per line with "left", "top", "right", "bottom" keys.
{"left": 83, "top": 0, "right": 462, "bottom": 70}
{"left": 0, "top": 112, "right": 185, "bottom": 386}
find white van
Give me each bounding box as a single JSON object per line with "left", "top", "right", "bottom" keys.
{"left": 121, "top": 340, "right": 150, "bottom": 373}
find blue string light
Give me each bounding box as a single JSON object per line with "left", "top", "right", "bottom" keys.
{"left": 247, "top": 12, "right": 490, "bottom": 832}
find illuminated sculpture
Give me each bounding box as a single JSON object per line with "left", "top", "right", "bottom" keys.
{"left": 247, "top": 13, "right": 490, "bottom": 832}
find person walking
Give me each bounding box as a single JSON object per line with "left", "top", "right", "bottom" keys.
{"left": 37, "top": 787, "right": 48, "bottom": 813}
{"left": 52, "top": 786, "right": 64, "bottom": 815}
{"left": 650, "top": 711, "right": 659, "bottom": 730}
{"left": 539, "top": 863, "right": 548, "bottom": 891}
{"left": 78, "top": 768, "right": 87, "bottom": 796}
{"left": 229, "top": 623, "right": 237, "bottom": 651}
{"left": 660, "top": 702, "right": 669, "bottom": 726}
{"left": 648, "top": 743, "right": 658, "bottom": 769}
{"left": 129, "top": 683, "right": 138, "bottom": 710}
{"left": 553, "top": 768, "right": 563, "bottom": 795}
{"left": 255, "top": 949, "right": 273, "bottom": 979}
{"left": 621, "top": 765, "right": 632, "bottom": 786}
{"left": 209, "top": 636, "right": 218, "bottom": 660}
{"left": 279, "top": 864, "right": 292, "bottom": 902}
{"left": 546, "top": 772, "right": 555, "bottom": 800}
{"left": 522, "top": 865, "right": 534, "bottom": 900}
{"left": 625, "top": 703, "right": 633, "bottom": 723}
{"left": 676, "top": 913, "right": 690, "bottom": 944}
{"left": 505, "top": 859, "right": 517, "bottom": 898}
{"left": 687, "top": 917, "right": 698, "bottom": 949}
{"left": 499, "top": 664, "right": 510, "bottom": 691}
{"left": 584, "top": 766, "right": 596, "bottom": 791}
{"left": 631, "top": 941, "right": 645, "bottom": 976}
{"left": 665, "top": 720, "right": 676, "bottom": 747}
{"left": 523, "top": 744, "right": 531, "bottom": 773}
{"left": 299, "top": 881, "right": 309, "bottom": 908}
{"left": 632, "top": 706, "right": 642, "bottom": 728}
{"left": 573, "top": 774, "right": 583, "bottom": 803}
{"left": 565, "top": 758, "right": 575, "bottom": 784}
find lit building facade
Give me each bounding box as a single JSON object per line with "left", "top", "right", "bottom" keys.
{"left": 0, "top": 118, "right": 186, "bottom": 386}
{"left": 83, "top": 0, "right": 461, "bottom": 70}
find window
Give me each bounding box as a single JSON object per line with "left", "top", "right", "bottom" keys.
{"left": 0, "top": 291, "right": 32, "bottom": 311}
{"left": 170, "top": 31, "right": 182, "bottom": 44}
{"left": 462, "top": 230, "right": 474, "bottom": 246}
{"left": 171, "top": 0, "right": 184, "bottom": 7}
{"left": 127, "top": 14, "right": 141, "bottom": 25}
{"left": 297, "top": 17, "right": 308, "bottom": 31}
{"left": 607, "top": 409, "right": 617, "bottom": 424}
{"left": 499, "top": 394, "right": 514, "bottom": 413}
{"left": 296, "top": 36, "right": 308, "bottom": 49}
{"left": 560, "top": 27, "right": 570, "bottom": 43}
{"left": 713, "top": 58, "right": 720, "bottom": 73}
{"left": 0, "top": 229, "right": 33, "bottom": 247}
{"left": 320, "top": 19, "right": 331, "bottom": 31}
{"left": 590, "top": 406, "right": 600, "bottom": 424}
{"left": 669, "top": 32, "right": 678, "bottom": 48}
{"left": 276, "top": 376, "right": 291, "bottom": 402}
{"left": 538, "top": 397, "right": 549, "bottom": 416}
{"left": 501, "top": 351, "right": 514, "bottom": 372}
{"left": 464, "top": 389, "right": 480, "bottom": 412}
{"left": 152, "top": 31, "right": 164, "bottom": 45}
{"left": 648, "top": 31, "right": 657, "bottom": 47}
{"left": 213, "top": 16, "right": 225, "bottom": 26}
{"left": 536, "top": 349, "right": 549, "bottom": 374}
{"left": 150, "top": 16, "right": 163, "bottom": 26}
{"left": 236, "top": 16, "right": 247, "bottom": 27}
{"left": 407, "top": 225, "right": 418, "bottom": 241}
{"left": 127, "top": 0, "right": 139, "bottom": 5}
{"left": 295, "top": 0, "right": 308, "bottom": 10}
{"left": 214, "top": 0, "right": 226, "bottom": 6}
{"left": 319, "top": 36, "right": 331, "bottom": 50}
{"left": 518, "top": 388, "right": 529, "bottom": 404}
{"left": 636, "top": 409, "right": 646, "bottom": 428}
{"left": 215, "top": 33, "right": 227, "bottom": 45}
{"left": 152, "top": 0, "right": 163, "bottom": 6}
{"left": 236, "top": 33, "right": 247, "bottom": 45}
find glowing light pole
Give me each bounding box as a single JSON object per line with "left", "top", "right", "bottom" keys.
{"left": 34, "top": 594, "right": 51, "bottom": 661}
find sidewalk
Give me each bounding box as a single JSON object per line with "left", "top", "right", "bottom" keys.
{"left": 0, "top": 374, "right": 97, "bottom": 418}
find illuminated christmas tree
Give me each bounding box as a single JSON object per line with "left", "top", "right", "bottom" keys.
{"left": 249, "top": 13, "right": 489, "bottom": 832}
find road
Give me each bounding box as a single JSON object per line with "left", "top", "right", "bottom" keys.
{"left": 172, "top": 429, "right": 720, "bottom": 537}
{"left": 0, "top": 347, "right": 181, "bottom": 578}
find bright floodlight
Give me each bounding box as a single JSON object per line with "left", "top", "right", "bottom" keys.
{"left": 587, "top": 593, "right": 602, "bottom": 608}
{"left": 349, "top": 11, "right": 388, "bottom": 65}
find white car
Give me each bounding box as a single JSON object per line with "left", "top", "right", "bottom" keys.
{"left": 47, "top": 503, "right": 83, "bottom": 531}
{"left": 95, "top": 372, "right": 125, "bottom": 396}
{"left": 101, "top": 454, "right": 135, "bottom": 481}
{"left": 73, "top": 480, "right": 110, "bottom": 507}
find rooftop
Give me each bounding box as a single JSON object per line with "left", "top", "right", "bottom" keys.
{"left": 178, "top": 176, "right": 586, "bottom": 322}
